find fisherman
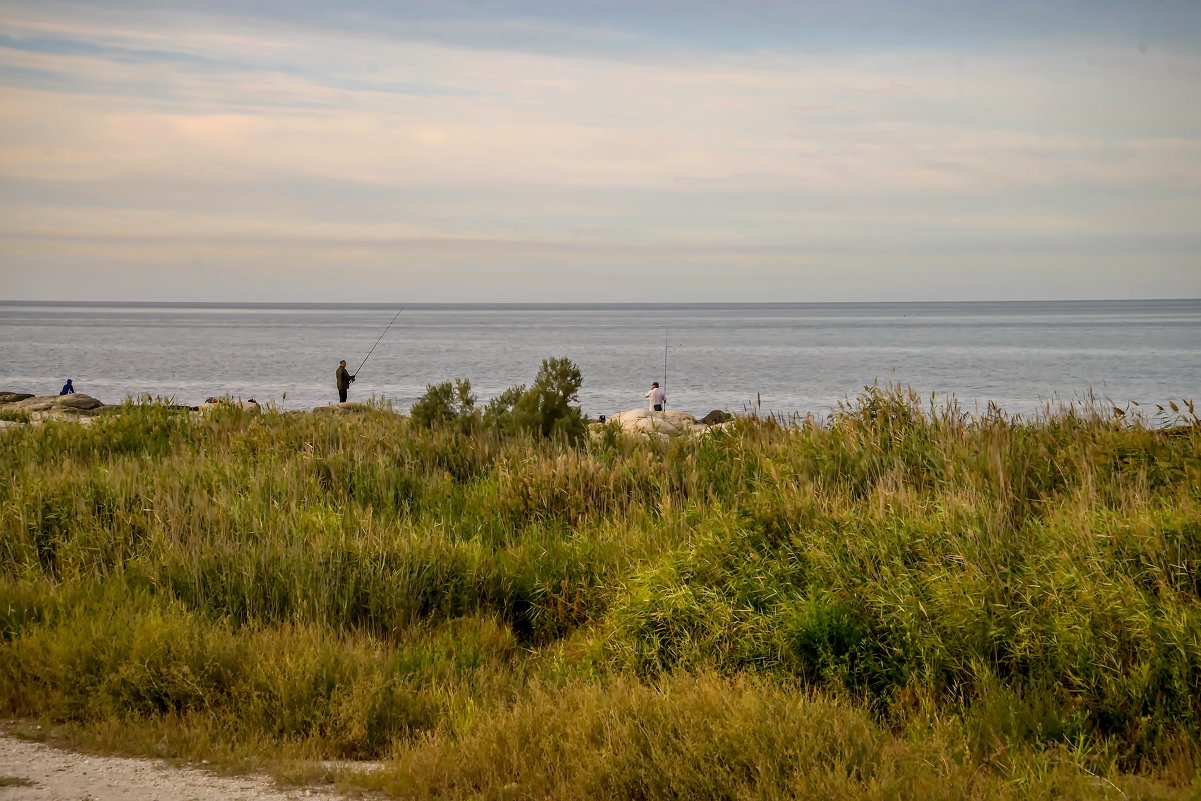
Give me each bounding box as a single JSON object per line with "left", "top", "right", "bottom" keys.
{"left": 645, "top": 380, "right": 666, "bottom": 412}
{"left": 336, "top": 360, "right": 356, "bottom": 403}
{"left": 59, "top": 378, "right": 75, "bottom": 395}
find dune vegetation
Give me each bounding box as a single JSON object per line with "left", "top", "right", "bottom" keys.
{"left": 1, "top": 369, "right": 1198, "bottom": 800}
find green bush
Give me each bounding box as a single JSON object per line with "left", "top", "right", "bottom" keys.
{"left": 512, "top": 356, "right": 586, "bottom": 442}
{"left": 409, "top": 378, "right": 478, "bottom": 431}
{"left": 482, "top": 384, "right": 525, "bottom": 433}
{"left": 427, "top": 357, "right": 587, "bottom": 442}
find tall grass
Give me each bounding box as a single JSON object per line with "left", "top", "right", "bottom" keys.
{"left": 0, "top": 388, "right": 1197, "bottom": 798}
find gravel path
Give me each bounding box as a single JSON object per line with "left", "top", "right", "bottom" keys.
{"left": 0, "top": 735, "right": 358, "bottom": 801}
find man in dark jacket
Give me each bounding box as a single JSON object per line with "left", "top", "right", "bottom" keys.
{"left": 60, "top": 379, "right": 75, "bottom": 395}
{"left": 336, "top": 360, "right": 355, "bottom": 403}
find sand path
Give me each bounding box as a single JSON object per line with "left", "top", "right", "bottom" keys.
{"left": 0, "top": 734, "right": 358, "bottom": 801}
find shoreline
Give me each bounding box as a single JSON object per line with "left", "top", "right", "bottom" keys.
{"left": 0, "top": 392, "right": 742, "bottom": 440}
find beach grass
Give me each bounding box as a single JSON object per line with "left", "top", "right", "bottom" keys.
{"left": 0, "top": 408, "right": 31, "bottom": 424}
{"left": 1, "top": 386, "right": 1198, "bottom": 798}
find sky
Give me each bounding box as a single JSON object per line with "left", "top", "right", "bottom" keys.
{"left": 0, "top": 0, "right": 1199, "bottom": 303}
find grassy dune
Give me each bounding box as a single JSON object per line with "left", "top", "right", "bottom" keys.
{"left": 1, "top": 388, "right": 1198, "bottom": 799}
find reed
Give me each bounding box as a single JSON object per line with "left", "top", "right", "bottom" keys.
{"left": 0, "top": 386, "right": 1197, "bottom": 798}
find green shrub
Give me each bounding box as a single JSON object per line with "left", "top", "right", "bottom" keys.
{"left": 482, "top": 384, "right": 525, "bottom": 433}
{"left": 409, "top": 378, "right": 479, "bottom": 431}
{"left": 512, "top": 356, "right": 586, "bottom": 442}
{"left": 426, "top": 357, "right": 587, "bottom": 442}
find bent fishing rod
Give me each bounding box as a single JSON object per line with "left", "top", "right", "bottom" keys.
{"left": 355, "top": 308, "right": 403, "bottom": 377}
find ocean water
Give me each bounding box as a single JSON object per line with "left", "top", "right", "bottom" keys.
{"left": 1, "top": 300, "right": 1198, "bottom": 420}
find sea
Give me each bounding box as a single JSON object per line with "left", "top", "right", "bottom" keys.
{"left": 1, "top": 300, "right": 1198, "bottom": 421}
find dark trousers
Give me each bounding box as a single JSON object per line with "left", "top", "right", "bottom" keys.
{"left": 339, "top": 388, "right": 348, "bottom": 403}
{"left": 653, "top": 404, "right": 663, "bottom": 412}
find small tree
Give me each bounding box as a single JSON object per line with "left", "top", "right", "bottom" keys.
{"left": 512, "top": 357, "right": 586, "bottom": 442}
{"left": 483, "top": 384, "right": 526, "bottom": 434}
{"left": 410, "top": 378, "right": 479, "bottom": 430}
{"left": 412, "top": 358, "right": 587, "bottom": 442}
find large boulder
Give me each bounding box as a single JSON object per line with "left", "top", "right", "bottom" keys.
{"left": 9, "top": 394, "right": 106, "bottom": 413}
{"left": 599, "top": 408, "right": 706, "bottom": 438}
{"left": 11, "top": 397, "right": 57, "bottom": 412}
{"left": 2, "top": 394, "right": 113, "bottom": 421}
{"left": 700, "top": 409, "right": 734, "bottom": 425}
{"left": 0, "top": 392, "right": 34, "bottom": 404}
{"left": 55, "top": 393, "right": 105, "bottom": 411}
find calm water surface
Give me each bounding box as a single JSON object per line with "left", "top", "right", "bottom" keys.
{"left": 1, "top": 300, "right": 1197, "bottom": 419}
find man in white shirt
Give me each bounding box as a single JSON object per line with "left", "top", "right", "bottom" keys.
{"left": 645, "top": 381, "right": 666, "bottom": 412}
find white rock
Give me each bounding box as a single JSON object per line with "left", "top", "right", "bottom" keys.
{"left": 599, "top": 408, "right": 706, "bottom": 438}
{"left": 197, "top": 399, "right": 260, "bottom": 412}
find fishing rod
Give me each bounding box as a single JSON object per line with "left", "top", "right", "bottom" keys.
{"left": 663, "top": 331, "right": 668, "bottom": 411}
{"left": 355, "top": 308, "right": 403, "bottom": 377}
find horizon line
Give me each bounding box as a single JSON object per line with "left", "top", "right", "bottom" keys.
{"left": 3, "top": 298, "right": 1198, "bottom": 310}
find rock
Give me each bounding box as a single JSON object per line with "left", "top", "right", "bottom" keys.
{"left": 700, "top": 409, "right": 733, "bottom": 425}
{"left": 197, "top": 398, "right": 261, "bottom": 412}
{"left": 7, "top": 396, "right": 54, "bottom": 412}
{"left": 599, "top": 408, "right": 706, "bottom": 438}
{"left": 0, "top": 392, "right": 34, "bottom": 404}
{"left": 55, "top": 394, "right": 104, "bottom": 411}
{"left": 8, "top": 394, "right": 106, "bottom": 415}
{"left": 313, "top": 402, "right": 370, "bottom": 414}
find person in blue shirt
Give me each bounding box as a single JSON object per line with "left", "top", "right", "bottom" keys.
{"left": 60, "top": 379, "right": 75, "bottom": 395}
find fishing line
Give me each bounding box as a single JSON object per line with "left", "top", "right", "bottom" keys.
{"left": 355, "top": 308, "right": 403, "bottom": 377}
{"left": 663, "top": 331, "right": 668, "bottom": 411}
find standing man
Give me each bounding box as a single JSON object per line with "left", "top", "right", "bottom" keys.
{"left": 645, "top": 380, "right": 666, "bottom": 412}
{"left": 336, "top": 360, "right": 355, "bottom": 403}
{"left": 60, "top": 378, "right": 75, "bottom": 395}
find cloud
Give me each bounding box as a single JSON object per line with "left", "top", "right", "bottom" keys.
{"left": 0, "top": 2, "right": 1199, "bottom": 301}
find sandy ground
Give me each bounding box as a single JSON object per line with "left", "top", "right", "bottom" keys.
{"left": 0, "top": 734, "right": 359, "bottom": 801}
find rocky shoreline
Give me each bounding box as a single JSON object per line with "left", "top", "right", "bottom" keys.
{"left": 0, "top": 392, "right": 114, "bottom": 426}
{"left": 0, "top": 393, "right": 260, "bottom": 428}
{"left": 0, "top": 392, "right": 736, "bottom": 438}
{"left": 599, "top": 407, "right": 734, "bottom": 437}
